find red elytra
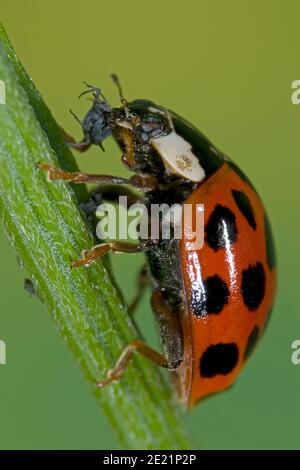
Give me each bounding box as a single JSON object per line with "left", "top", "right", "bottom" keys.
{"left": 177, "top": 162, "right": 276, "bottom": 407}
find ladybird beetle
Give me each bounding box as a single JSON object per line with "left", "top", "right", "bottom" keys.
{"left": 39, "top": 75, "right": 276, "bottom": 408}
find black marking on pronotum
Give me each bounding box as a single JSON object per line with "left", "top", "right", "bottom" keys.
{"left": 244, "top": 326, "right": 260, "bottom": 360}
{"left": 241, "top": 262, "right": 266, "bottom": 311}
{"left": 264, "top": 213, "right": 276, "bottom": 270}
{"left": 200, "top": 343, "right": 239, "bottom": 378}
{"left": 205, "top": 205, "right": 238, "bottom": 251}
{"left": 232, "top": 189, "right": 257, "bottom": 230}
{"left": 191, "top": 275, "right": 229, "bottom": 317}
{"left": 170, "top": 110, "right": 224, "bottom": 178}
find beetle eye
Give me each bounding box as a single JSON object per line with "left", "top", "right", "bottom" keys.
{"left": 141, "top": 114, "right": 166, "bottom": 134}
{"left": 142, "top": 121, "right": 159, "bottom": 132}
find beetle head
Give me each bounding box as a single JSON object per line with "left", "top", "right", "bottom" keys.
{"left": 112, "top": 99, "right": 173, "bottom": 174}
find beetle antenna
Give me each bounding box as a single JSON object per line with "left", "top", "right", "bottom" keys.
{"left": 111, "top": 74, "right": 128, "bottom": 106}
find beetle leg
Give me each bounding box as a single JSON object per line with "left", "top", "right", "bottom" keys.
{"left": 128, "top": 264, "right": 150, "bottom": 315}
{"left": 96, "top": 289, "right": 183, "bottom": 388}
{"left": 80, "top": 184, "right": 141, "bottom": 223}
{"left": 96, "top": 339, "right": 168, "bottom": 388}
{"left": 89, "top": 184, "right": 141, "bottom": 206}
{"left": 71, "top": 240, "right": 156, "bottom": 268}
{"left": 60, "top": 125, "right": 92, "bottom": 153}
{"left": 38, "top": 163, "right": 159, "bottom": 192}
{"left": 39, "top": 162, "right": 131, "bottom": 184}
{"left": 151, "top": 289, "right": 184, "bottom": 369}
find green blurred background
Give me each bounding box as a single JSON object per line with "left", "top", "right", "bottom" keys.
{"left": 0, "top": 0, "right": 299, "bottom": 450}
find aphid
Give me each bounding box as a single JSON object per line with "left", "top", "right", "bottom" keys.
{"left": 66, "top": 82, "right": 112, "bottom": 152}
{"left": 39, "top": 76, "right": 276, "bottom": 408}
{"left": 24, "top": 278, "right": 36, "bottom": 297}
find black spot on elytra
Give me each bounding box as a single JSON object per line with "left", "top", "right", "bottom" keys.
{"left": 232, "top": 190, "right": 257, "bottom": 230}
{"left": 241, "top": 262, "right": 266, "bottom": 311}
{"left": 244, "top": 326, "right": 260, "bottom": 360}
{"left": 200, "top": 343, "right": 239, "bottom": 378}
{"left": 205, "top": 205, "right": 237, "bottom": 251}
{"left": 264, "top": 213, "right": 276, "bottom": 270}
{"left": 191, "top": 275, "right": 229, "bottom": 317}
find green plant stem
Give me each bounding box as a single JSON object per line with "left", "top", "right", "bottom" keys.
{"left": 0, "top": 24, "right": 193, "bottom": 449}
